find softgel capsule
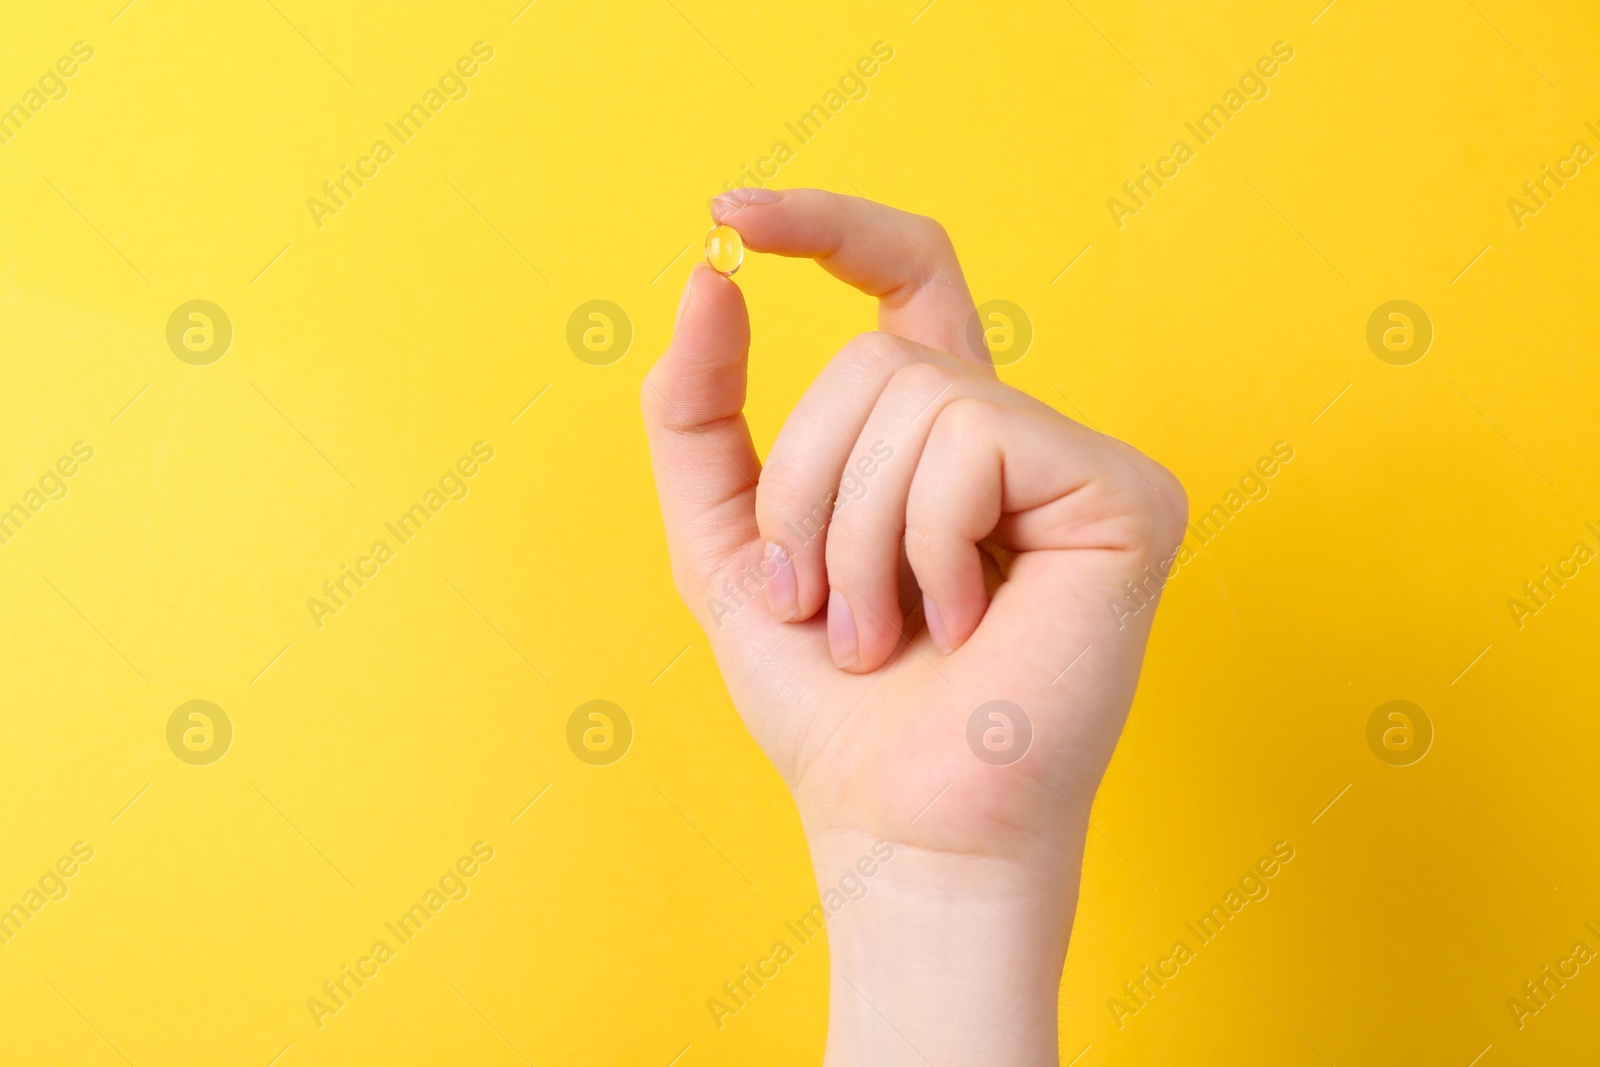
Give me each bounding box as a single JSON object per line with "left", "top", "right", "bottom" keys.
{"left": 704, "top": 224, "right": 744, "bottom": 276}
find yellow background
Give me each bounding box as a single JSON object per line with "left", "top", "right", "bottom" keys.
{"left": 3, "top": 0, "right": 1598, "bottom": 1063}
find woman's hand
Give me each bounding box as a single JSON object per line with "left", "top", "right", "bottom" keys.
{"left": 642, "top": 188, "right": 1186, "bottom": 1065}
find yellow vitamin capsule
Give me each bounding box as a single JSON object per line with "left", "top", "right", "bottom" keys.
{"left": 705, "top": 224, "right": 744, "bottom": 276}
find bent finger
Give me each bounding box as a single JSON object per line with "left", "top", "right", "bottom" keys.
{"left": 756, "top": 332, "right": 944, "bottom": 624}
{"left": 711, "top": 187, "right": 983, "bottom": 362}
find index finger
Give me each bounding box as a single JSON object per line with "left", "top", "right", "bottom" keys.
{"left": 711, "top": 188, "right": 984, "bottom": 363}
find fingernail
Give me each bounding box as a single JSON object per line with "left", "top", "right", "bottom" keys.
{"left": 922, "top": 593, "right": 954, "bottom": 655}
{"left": 674, "top": 269, "right": 696, "bottom": 327}
{"left": 711, "top": 186, "right": 782, "bottom": 221}
{"left": 827, "top": 590, "right": 858, "bottom": 668}
{"left": 765, "top": 542, "right": 798, "bottom": 621}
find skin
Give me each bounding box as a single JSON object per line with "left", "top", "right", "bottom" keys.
{"left": 642, "top": 187, "right": 1187, "bottom": 1065}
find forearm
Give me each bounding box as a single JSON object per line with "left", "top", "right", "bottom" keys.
{"left": 808, "top": 829, "right": 1085, "bottom": 1066}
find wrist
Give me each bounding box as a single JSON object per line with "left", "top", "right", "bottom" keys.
{"left": 803, "top": 827, "right": 1085, "bottom": 1067}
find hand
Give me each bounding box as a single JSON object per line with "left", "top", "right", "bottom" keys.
{"left": 642, "top": 188, "right": 1186, "bottom": 1065}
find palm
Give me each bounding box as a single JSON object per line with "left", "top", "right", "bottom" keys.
{"left": 714, "top": 517, "right": 1171, "bottom": 866}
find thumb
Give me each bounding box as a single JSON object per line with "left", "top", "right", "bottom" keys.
{"left": 641, "top": 265, "right": 763, "bottom": 613}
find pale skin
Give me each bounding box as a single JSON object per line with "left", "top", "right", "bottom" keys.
{"left": 642, "top": 187, "right": 1188, "bottom": 1065}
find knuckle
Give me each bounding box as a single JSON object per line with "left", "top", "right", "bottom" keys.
{"left": 1137, "top": 458, "right": 1189, "bottom": 550}
{"left": 639, "top": 368, "right": 664, "bottom": 418}
{"left": 668, "top": 550, "right": 718, "bottom": 612}
{"left": 823, "top": 502, "right": 880, "bottom": 580}
{"left": 640, "top": 368, "right": 700, "bottom": 434}
{"left": 755, "top": 461, "right": 805, "bottom": 524}
{"left": 901, "top": 521, "right": 939, "bottom": 566}
{"left": 822, "top": 500, "right": 861, "bottom": 559}
{"left": 669, "top": 561, "right": 703, "bottom": 606}
{"left": 756, "top": 463, "right": 834, "bottom": 556}
{"left": 929, "top": 395, "right": 991, "bottom": 439}
{"left": 1156, "top": 477, "right": 1190, "bottom": 547}
{"left": 837, "top": 330, "right": 916, "bottom": 376}
{"left": 909, "top": 213, "right": 955, "bottom": 256}
{"left": 885, "top": 359, "right": 957, "bottom": 407}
